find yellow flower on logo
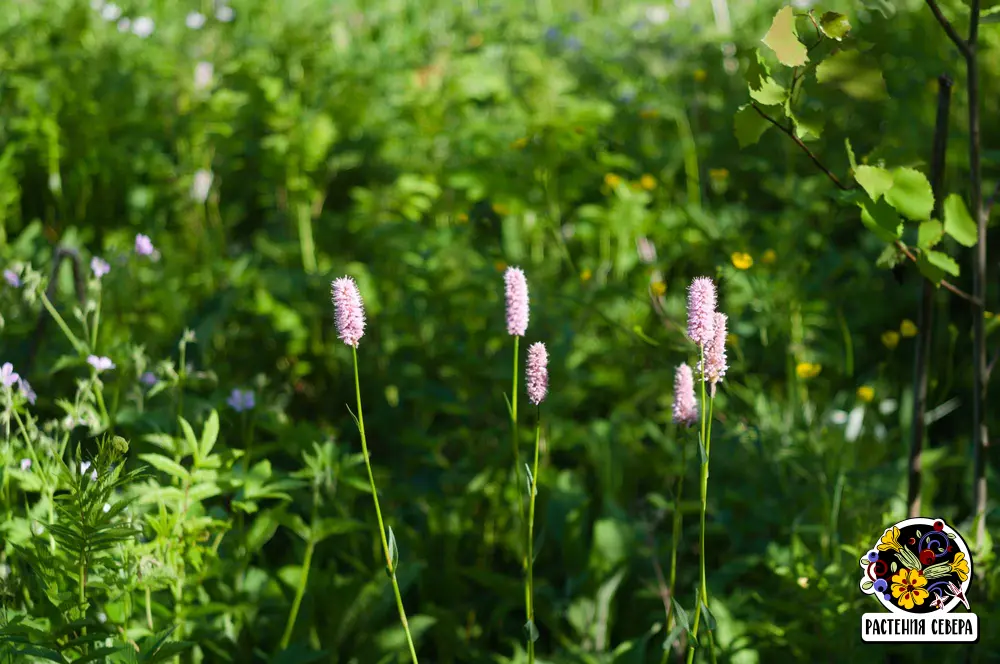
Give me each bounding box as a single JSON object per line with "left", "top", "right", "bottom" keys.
{"left": 731, "top": 252, "right": 753, "bottom": 270}
{"left": 882, "top": 330, "right": 900, "bottom": 350}
{"left": 857, "top": 386, "right": 875, "bottom": 403}
{"left": 891, "top": 568, "right": 929, "bottom": 610}
{"left": 949, "top": 552, "right": 970, "bottom": 582}
{"left": 900, "top": 319, "right": 918, "bottom": 337}
{"left": 877, "top": 526, "right": 901, "bottom": 552}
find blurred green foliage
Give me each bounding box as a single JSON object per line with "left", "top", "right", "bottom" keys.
{"left": 1, "top": 0, "right": 999, "bottom": 662}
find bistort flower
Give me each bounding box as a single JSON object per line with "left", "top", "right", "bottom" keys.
{"left": 686, "top": 276, "right": 717, "bottom": 346}
{"left": 504, "top": 266, "right": 529, "bottom": 337}
{"left": 525, "top": 342, "right": 549, "bottom": 406}
{"left": 331, "top": 276, "right": 366, "bottom": 347}
{"left": 672, "top": 363, "right": 698, "bottom": 426}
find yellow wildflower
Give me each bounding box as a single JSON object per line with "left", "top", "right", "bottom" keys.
{"left": 708, "top": 168, "right": 729, "bottom": 181}
{"left": 694, "top": 69, "right": 707, "bottom": 82}
{"left": 726, "top": 334, "right": 738, "bottom": 347}
{"left": 986, "top": 311, "right": 995, "bottom": 319}
{"left": 604, "top": 173, "right": 623, "bottom": 189}
{"left": 494, "top": 260, "right": 506, "bottom": 272}
{"left": 457, "top": 212, "right": 469, "bottom": 224}
{"left": 640, "top": 174, "right": 656, "bottom": 190}
{"left": 639, "top": 108, "right": 658, "bottom": 119}
{"left": 796, "top": 362, "right": 821, "bottom": 379}
{"left": 511, "top": 137, "right": 528, "bottom": 149}
{"left": 882, "top": 330, "right": 900, "bottom": 350}
{"left": 857, "top": 386, "right": 875, "bottom": 403}
{"left": 580, "top": 268, "right": 592, "bottom": 282}
{"left": 900, "top": 319, "right": 918, "bottom": 337}
{"left": 949, "top": 552, "right": 970, "bottom": 582}
{"left": 877, "top": 526, "right": 901, "bottom": 552}
{"left": 761, "top": 249, "right": 777, "bottom": 264}
{"left": 650, "top": 280, "right": 666, "bottom": 297}
{"left": 731, "top": 252, "right": 753, "bottom": 270}
{"left": 467, "top": 33, "right": 484, "bottom": 48}
{"left": 492, "top": 203, "right": 510, "bottom": 216}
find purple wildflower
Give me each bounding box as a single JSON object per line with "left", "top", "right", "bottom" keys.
{"left": 91, "top": 257, "right": 111, "bottom": 279}
{"left": 504, "top": 266, "right": 529, "bottom": 336}
{"left": 1, "top": 362, "right": 19, "bottom": 387}
{"left": 140, "top": 372, "right": 157, "bottom": 386}
{"left": 80, "top": 461, "right": 91, "bottom": 474}
{"left": 636, "top": 237, "right": 657, "bottom": 264}
{"left": 19, "top": 378, "right": 36, "bottom": 405}
{"left": 331, "top": 276, "right": 366, "bottom": 347}
{"left": 3, "top": 269, "right": 20, "bottom": 288}
{"left": 672, "top": 363, "right": 698, "bottom": 426}
{"left": 87, "top": 355, "right": 115, "bottom": 373}
{"left": 227, "top": 388, "right": 256, "bottom": 413}
{"left": 20, "top": 458, "right": 31, "bottom": 471}
{"left": 135, "top": 234, "right": 154, "bottom": 256}
{"left": 525, "top": 342, "right": 549, "bottom": 406}
{"left": 701, "top": 312, "right": 728, "bottom": 389}
{"left": 686, "top": 276, "right": 717, "bottom": 347}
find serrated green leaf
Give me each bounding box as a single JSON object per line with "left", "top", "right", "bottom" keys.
{"left": 875, "top": 244, "right": 904, "bottom": 269}
{"left": 701, "top": 601, "right": 717, "bottom": 630}
{"left": 786, "top": 102, "right": 824, "bottom": 141}
{"left": 746, "top": 52, "right": 787, "bottom": 105}
{"left": 926, "top": 250, "right": 960, "bottom": 277}
{"left": 885, "top": 167, "right": 934, "bottom": 220}
{"left": 860, "top": 199, "right": 902, "bottom": 242}
{"left": 13, "top": 646, "right": 67, "bottom": 664}
{"left": 178, "top": 417, "right": 199, "bottom": 463}
{"left": 815, "top": 50, "right": 888, "bottom": 100}
{"left": 200, "top": 410, "right": 220, "bottom": 459}
{"left": 918, "top": 220, "right": 944, "bottom": 249}
{"left": 846, "top": 138, "right": 857, "bottom": 171}
{"left": 943, "top": 193, "right": 978, "bottom": 247}
{"left": 761, "top": 6, "right": 808, "bottom": 67}
{"left": 734, "top": 104, "right": 773, "bottom": 148}
{"left": 855, "top": 166, "right": 893, "bottom": 202}
{"left": 916, "top": 253, "right": 944, "bottom": 284}
{"left": 819, "top": 11, "right": 852, "bottom": 40}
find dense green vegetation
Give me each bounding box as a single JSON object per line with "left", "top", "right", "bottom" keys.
{"left": 1, "top": 0, "right": 998, "bottom": 662}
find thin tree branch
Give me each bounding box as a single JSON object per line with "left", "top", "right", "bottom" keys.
{"left": 893, "top": 241, "right": 980, "bottom": 305}
{"left": 751, "top": 102, "right": 852, "bottom": 190}
{"left": 924, "top": 0, "right": 973, "bottom": 59}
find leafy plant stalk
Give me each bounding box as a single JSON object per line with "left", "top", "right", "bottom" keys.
{"left": 662, "top": 425, "right": 687, "bottom": 664}
{"left": 352, "top": 346, "right": 419, "bottom": 663}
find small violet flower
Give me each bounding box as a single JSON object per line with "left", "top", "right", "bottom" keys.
{"left": 3, "top": 269, "right": 20, "bottom": 288}
{"left": 20, "top": 458, "right": 32, "bottom": 471}
{"left": 135, "top": 233, "right": 155, "bottom": 256}
{"left": 227, "top": 388, "right": 256, "bottom": 413}
{"left": 525, "top": 342, "right": 549, "bottom": 406}
{"left": 331, "top": 276, "right": 366, "bottom": 347}
{"left": 19, "top": 378, "right": 36, "bottom": 405}
{"left": 140, "top": 371, "right": 157, "bottom": 386}
{"left": 1, "top": 362, "right": 19, "bottom": 387}
{"left": 504, "top": 266, "right": 529, "bottom": 337}
{"left": 80, "top": 461, "right": 92, "bottom": 474}
{"left": 91, "top": 256, "right": 111, "bottom": 279}
{"left": 87, "top": 355, "right": 115, "bottom": 373}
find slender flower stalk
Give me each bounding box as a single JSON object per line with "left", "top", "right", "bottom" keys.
{"left": 686, "top": 278, "right": 723, "bottom": 664}
{"left": 331, "top": 277, "right": 418, "bottom": 663}
{"left": 664, "top": 363, "right": 698, "bottom": 661}
{"left": 524, "top": 342, "right": 548, "bottom": 663}
{"left": 503, "top": 268, "right": 530, "bottom": 572}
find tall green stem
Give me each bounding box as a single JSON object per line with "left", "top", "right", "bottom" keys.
{"left": 511, "top": 336, "right": 523, "bottom": 521}
{"left": 39, "top": 290, "right": 86, "bottom": 354}
{"left": 526, "top": 410, "right": 541, "bottom": 663}
{"left": 352, "top": 346, "right": 419, "bottom": 664}
{"left": 279, "top": 499, "right": 317, "bottom": 650}
{"left": 662, "top": 425, "right": 688, "bottom": 664}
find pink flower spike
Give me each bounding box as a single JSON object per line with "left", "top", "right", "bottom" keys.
{"left": 672, "top": 363, "right": 698, "bottom": 426}
{"left": 687, "top": 276, "right": 717, "bottom": 347}
{"left": 526, "top": 342, "right": 549, "bottom": 406}
{"left": 331, "top": 276, "right": 366, "bottom": 347}
{"left": 504, "top": 266, "right": 529, "bottom": 336}
{"left": 702, "top": 312, "right": 728, "bottom": 389}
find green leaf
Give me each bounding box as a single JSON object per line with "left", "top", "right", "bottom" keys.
{"left": 860, "top": 199, "right": 902, "bottom": 242}
{"left": 862, "top": 580, "right": 874, "bottom": 591}
{"left": 761, "top": 6, "right": 808, "bottom": 67}
{"left": 981, "top": 5, "right": 1000, "bottom": 23}
{"left": 926, "top": 250, "right": 960, "bottom": 277}
{"left": 916, "top": 253, "right": 944, "bottom": 284}
{"left": 819, "top": 11, "right": 852, "bottom": 40}
{"left": 670, "top": 598, "right": 690, "bottom": 631}
{"left": 139, "top": 453, "right": 191, "bottom": 483}
{"left": 700, "top": 601, "right": 717, "bottom": 631}
{"left": 846, "top": 139, "right": 857, "bottom": 171}
{"left": 943, "top": 193, "right": 978, "bottom": 247}
{"left": 885, "top": 167, "right": 934, "bottom": 220}
{"left": 786, "top": 102, "right": 824, "bottom": 141}
{"left": 918, "top": 220, "right": 944, "bottom": 250}
{"left": 387, "top": 525, "right": 399, "bottom": 572}
{"left": 524, "top": 619, "right": 540, "bottom": 643}
{"left": 200, "top": 410, "right": 220, "bottom": 459}
{"left": 178, "top": 417, "right": 200, "bottom": 462}
{"left": 855, "top": 166, "right": 893, "bottom": 202}
{"left": 734, "top": 104, "right": 773, "bottom": 148}
{"left": 524, "top": 463, "right": 535, "bottom": 497}
{"left": 746, "top": 52, "right": 788, "bottom": 105}
{"left": 815, "top": 50, "right": 888, "bottom": 100}
{"left": 697, "top": 439, "right": 708, "bottom": 465}
{"left": 891, "top": 560, "right": 898, "bottom": 573}
{"left": 875, "top": 244, "right": 904, "bottom": 269}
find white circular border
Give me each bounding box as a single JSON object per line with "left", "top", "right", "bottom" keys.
{"left": 858, "top": 516, "right": 973, "bottom": 614}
